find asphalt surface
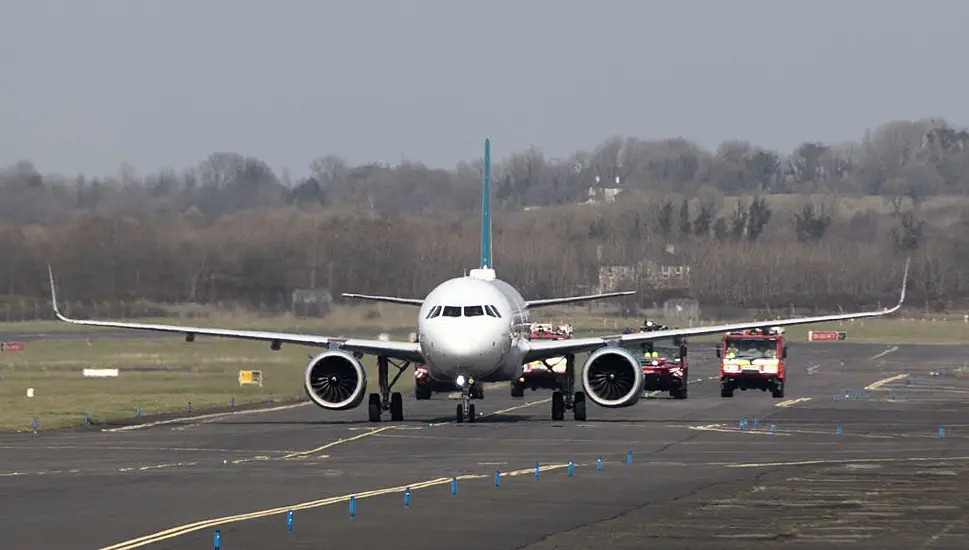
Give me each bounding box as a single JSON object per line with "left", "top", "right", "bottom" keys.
{"left": 3, "top": 342, "right": 969, "bottom": 549}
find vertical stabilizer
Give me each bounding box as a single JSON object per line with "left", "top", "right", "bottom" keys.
{"left": 481, "top": 138, "right": 493, "bottom": 269}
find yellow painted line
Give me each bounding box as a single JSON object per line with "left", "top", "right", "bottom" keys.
{"left": 689, "top": 424, "right": 790, "bottom": 437}
{"left": 869, "top": 346, "right": 899, "bottom": 360}
{"left": 722, "top": 455, "right": 969, "bottom": 469}
{"left": 477, "top": 397, "right": 551, "bottom": 419}
{"left": 279, "top": 425, "right": 398, "bottom": 460}
{"left": 865, "top": 373, "right": 909, "bottom": 390}
{"left": 775, "top": 397, "right": 812, "bottom": 408}
{"left": 100, "top": 462, "right": 572, "bottom": 550}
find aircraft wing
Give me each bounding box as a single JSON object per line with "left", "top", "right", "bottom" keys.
{"left": 525, "top": 291, "right": 635, "bottom": 308}
{"left": 341, "top": 293, "right": 424, "bottom": 306}
{"left": 47, "top": 267, "right": 424, "bottom": 362}
{"left": 523, "top": 259, "right": 908, "bottom": 363}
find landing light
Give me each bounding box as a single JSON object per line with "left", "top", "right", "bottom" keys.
{"left": 456, "top": 375, "right": 466, "bottom": 388}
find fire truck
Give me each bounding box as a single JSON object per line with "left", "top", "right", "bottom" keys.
{"left": 717, "top": 327, "right": 788, "bottom": 398}
{"left": 621, "top": 321, "right": 689, "bottom": 399}
{"left": 510, "top": 323, "right": 574, "bottom": 397}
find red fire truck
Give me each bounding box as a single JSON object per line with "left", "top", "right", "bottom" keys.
{"left": 716, "top": 327, "right": 788, "bottom": 398}
{"left": 510, "top": 323, "right": 573, "bottom": 397}
{"left": 621, "top": 322, "right": 689, "bottom": 399}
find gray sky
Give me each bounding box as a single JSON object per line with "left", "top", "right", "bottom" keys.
{"left": 2, "top": 0, "right": 967, "bottom": 178}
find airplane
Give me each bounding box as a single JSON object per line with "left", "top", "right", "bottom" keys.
{"left": 46, "top": 138, "right": 909, "bottom": 425}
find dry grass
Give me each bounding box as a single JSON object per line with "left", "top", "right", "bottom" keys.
{"left": 0, "top": 337, "right": 400, "bottom": 432}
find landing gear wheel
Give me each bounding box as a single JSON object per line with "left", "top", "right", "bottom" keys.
{"left": 415, "top": 385, "right": 431, "bottom": 400}
{"left": 368, "top": 393, "right": 381, "bottom": 422}
{"left": 551, "top": 391, "right": 565, "bottom": 421}
{"left": 390, "top": 392, "right": 404, "bottom": 421}
{"left": 456, "top": 403, "right": 464, "bottom": 423}
{"left": 672, "top": 384, "right": 688, "bottom": 399}
{"left": 510, "top": 384, "right": 524, "bottom": 398}
{"left": 573, "top": 392, "right": 586, "bottom": 421}
{"left": 720, "top": 385, "right": 734, "bottom": 398}
{"left": 468, "top": 404, "right": 476, "bottom": 423}
{"left": 771, "top": 382, "right": 785, "bottom": 399}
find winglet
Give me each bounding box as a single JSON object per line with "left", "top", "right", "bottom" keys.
{"left": 895, "top": 257, "right": 910, "bottom": 310}
{"left": 47, "top": 265, "right": 70, "bottom": 322}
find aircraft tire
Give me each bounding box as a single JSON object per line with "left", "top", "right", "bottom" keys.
{"left": 573, "top": 392, "right": 587, "bottom": 421}
{"left": 456, "top": 403, "right": 464, "bottom": 423}
{"left": 551, "top": 391, "right": 565, "bottom": 421}
{"left": 368, "top": 393, "right": 381, "bottom": 422}
{"left": 390, "top": 392, "right": 404, "bottom": 421}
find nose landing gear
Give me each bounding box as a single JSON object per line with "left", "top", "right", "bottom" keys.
{"left": 455, "top": 376, "right": 479, "bottom": 424}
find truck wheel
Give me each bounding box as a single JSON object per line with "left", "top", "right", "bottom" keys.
{"left": 720, "top": 381, "right": 733, "bottom": 398}
{"left": 510, "top": 383, "right": 524, "bottom": 398}
{"left": 771, "top": 382, "right": 785, "bottom": 398}
{"left": 672, "top": 386, "right": 687, "bottom": 399}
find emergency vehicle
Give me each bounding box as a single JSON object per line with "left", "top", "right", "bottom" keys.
{"left": 717, "top": 327, "right": 788, "bottom": 398}
{"left": 510, "top": 323, "right": 574, "bottom": 397}
{"left": 621, "top": 321, "right": 689, "bottom": 399}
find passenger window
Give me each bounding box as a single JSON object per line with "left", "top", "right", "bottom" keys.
{"left": 442, "top": 306, "right": 462, "bottom": 317}
{"left": 464, "top": 305, "right": 484, "bottom": 317}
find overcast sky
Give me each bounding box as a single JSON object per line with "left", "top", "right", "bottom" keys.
{"left": 2, "top": 0, "right": 967, "bottom": 178}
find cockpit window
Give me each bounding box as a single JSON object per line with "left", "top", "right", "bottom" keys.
{"left": 426, "top": 305, "right": 442, "bottom": 319}
{"left": 442, "top": 306, "right": 462, "bottom": 317}
{"left": 485, "top": 305, "right": 501, "bottom": 318}
{"left": 464, "top": 305, "right": 484, "bottom": 317}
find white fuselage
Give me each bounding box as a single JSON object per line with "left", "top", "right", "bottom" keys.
{"left": 416, "top": 272, "right": 530, "bottom": 384}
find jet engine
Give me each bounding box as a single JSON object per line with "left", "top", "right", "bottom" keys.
{"left": 580, "top": 346, "right": 644, "bottom": 408}
{"left": 303, "top": 350, "right": 368, "bottom": 410}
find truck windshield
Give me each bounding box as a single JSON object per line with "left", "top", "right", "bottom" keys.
{"left": 725, "top": 338, "right": 777, "bottom": 359}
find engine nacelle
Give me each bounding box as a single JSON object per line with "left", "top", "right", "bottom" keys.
{"left": 580, "top": 346, "right": 645, "bottom": 408}
{"left": 303, "top": 350, "right": 368, "bottom": 410}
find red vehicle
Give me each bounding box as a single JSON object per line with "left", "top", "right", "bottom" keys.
{"left": 621, "top": 322, "right": 688, "bottom": 399}
{"left": 510, "top": 323, "right": 573, "bottom": 397}
{"left": 716, "top": 327, "right": 788, "bottom": 398}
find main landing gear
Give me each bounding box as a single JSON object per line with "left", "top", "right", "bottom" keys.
{"left": 551, "top": 354, "right": 587, "bottom": 422}
{"left": 368, "top": 356, "right": 410, "bottom": 422}
{"left": 455, "top": 375, "right": 480, "bottom": 424}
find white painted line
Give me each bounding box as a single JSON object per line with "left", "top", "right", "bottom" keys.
{"left": 101, "top": 402, "right": 310, "bottom": 432}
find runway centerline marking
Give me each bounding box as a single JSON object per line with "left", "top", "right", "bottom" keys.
{"left": 866, "top": 373, "right": 909, "bottom": 390}
{"left": 99, "top": 462, "right": 572, "bottom": 550}
{"left": 279, "top": 425, "right": 398, "bottom": 459}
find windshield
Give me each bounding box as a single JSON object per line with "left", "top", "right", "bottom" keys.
{"left": 627, "top": 339, "right": 681, "bottom": 360}
{"left": 724, "top": 338, "right": 778, "bottom": 359}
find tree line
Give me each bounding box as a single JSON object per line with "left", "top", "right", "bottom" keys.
{"left": 2, "top": 117, "right": 968, "bottom": 317}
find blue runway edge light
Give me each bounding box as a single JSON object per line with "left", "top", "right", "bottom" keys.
{"left": 597, "top": 457, "right": 603, "bottom": 470}
{"left": 495, "top": 470, "right": 501, "bottom": 486}
{"left": 404, "top": 487, "right": 410, "bottom": 507}
{"left": 568, "top": 461, "right": 574, "bottom": 477}
{"left": 535, "top": 461, "right": 540, "bottom": 477}
{"left": 451, "top": 476, "right": 457, "bottom": 495}
{"left": 287, "top": 510, "right": 293, "bottom": 531}
{"left": 349, "top": 495, "right": 356, "bottom": 518}
{"left": 213, "top": 529, "right": 221, "bottom": 549}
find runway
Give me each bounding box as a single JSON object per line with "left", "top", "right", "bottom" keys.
{"left": 3, "top": 342, "right": 969, "bottom": 549}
